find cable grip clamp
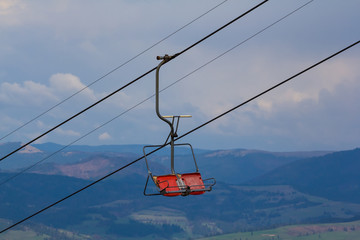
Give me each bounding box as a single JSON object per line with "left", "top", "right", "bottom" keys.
{"left": 156, "top": 54, "right": 174, "bottom": 61}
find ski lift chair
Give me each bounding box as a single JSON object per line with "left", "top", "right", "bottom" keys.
{"left": 143, "top": 54, "right": 216, "bottom": 197}
{"left": 143, "top": 141, "right": 216, "bottom": 197}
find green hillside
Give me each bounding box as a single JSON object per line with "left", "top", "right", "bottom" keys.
{"left": 1, "top": 171, "right": 360, "bottom": 239}
{"left": 248, "top": 148, "right": 360, "bottom": 203}
{"left": 0, "top": 146, "right": 359, "bottom": 238}
{"left": 200, "top": 220, "right": 360, "bottom": 240}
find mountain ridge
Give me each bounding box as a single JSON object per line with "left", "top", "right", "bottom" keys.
{"left": 248, "top": 148, "right": 360, "bottom": 203}
{"left": 0, "top": 143, "right": 359, "bottom": 239}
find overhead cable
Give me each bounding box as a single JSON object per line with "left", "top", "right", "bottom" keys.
{"left": 0, "top": 0, "right": 229, "bottom": 142}
{"left": 0, "top": 0, "right": 313, "bottom": 188}
{"left": 1, "top": 39, "right": 358, "bottom": 234}
{"left": 0, "top": 0, "right": 269, "bottom": 163}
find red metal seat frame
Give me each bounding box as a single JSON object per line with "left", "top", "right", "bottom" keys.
{"left": 154, "top": 174, "right": 182, "bottom": 197}
{"left": 181, "top": 173, "right": 206, "bottom": 195}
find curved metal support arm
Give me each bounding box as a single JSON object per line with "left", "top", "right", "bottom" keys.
{"left": 156, "top": 55, "right": 175, "bottom": 136}
{"left": 156, "top": 54, "right": 177, "bottom": 174}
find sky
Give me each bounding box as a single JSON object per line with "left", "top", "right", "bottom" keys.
{"left": 0, "top": 0, "right": 359, "bottom": 152}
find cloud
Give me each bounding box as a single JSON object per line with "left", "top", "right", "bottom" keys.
{"left": 0, "top": 0, "right": 16, "bottom": 14}
{"left": 184, "top": 50, "right": 360, "bottom": 151}
{"left": 49, "top": 73, "right": 84, "bottom": 92}
{"left": 0, "top": 0, "right": 23, "bottom": 15}
{"left": 0, "top": 114, "right": 22, "bottom": 132}
{"left": 0, "top": 73, "right": 97, "bottom": 107}
{"left": 257, "top": 56, "right": 360, "bottom": 113}
{"left": 99, "top": 132, "right": 111, "bottom": 141}
{"left": 55, "top": 128, "right": 81, "bottom": 137}
{"left": 0, "top": 0, "right": 26, "bottom": 26}
{"left": 0, "top": 80, "right": 57, "bottom": 106}
{"left": 0, "top": 1, "right": 359, "bottom": 151}
{"left": 49, "top": 73, "right": 96, "bottom": 100}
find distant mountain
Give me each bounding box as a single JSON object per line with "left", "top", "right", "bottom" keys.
{"left": 0, "top": 142, "right": 331, "bottom": 185}
{"left": 0, "top": 142, "right": 23, "bottom": 155}
{"left": 32, "top": 142, "right": 212, "bottom": 155}
{"left": 26, "top": 147, "right": 330, "bottom": 184}
{"left": 248, "top": 148, "right": 360, "bottom": 203}
{"left": 29, "top": 153, "right": 169, "bottom": 180}
{"left": 194, "top": 149, "right": 331, "bottom": 184}
{"left": 1, "top": 144, "right": 359, "bottom": 239}
{"left": 1, "top": 171, "right": 360, "bottom": 239}
{"left": 33, "top": 142, "right": 146, "bottom": 155}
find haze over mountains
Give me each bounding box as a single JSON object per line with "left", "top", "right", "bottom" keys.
{"left": 0, "top": 142, "right": 332, "bottom": 184}
{"left": 0, "top": 142, "right": 359, "bottom": 239}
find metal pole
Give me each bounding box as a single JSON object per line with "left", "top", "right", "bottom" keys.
{"left": 156, "top": 54, "right": 176, "bottom": 174}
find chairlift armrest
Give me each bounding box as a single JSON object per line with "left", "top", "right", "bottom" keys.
{"left": 162, "top": 115, "right": 192, "bottom": 118}
{"left": 203, "top": 177, "right": 216, "bottom": 187}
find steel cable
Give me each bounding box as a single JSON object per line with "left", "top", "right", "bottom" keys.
{"left": 0, "top": 0, "right": 312, "bottom": 188}
{"left": 0, "top": 0, "right": 229, "bottom": 142}
{"left": 0, "top": 0, "right": 268, "bottom": 163}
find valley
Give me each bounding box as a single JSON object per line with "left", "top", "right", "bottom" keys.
{"left": 0, "top": 142, "right": 359, "bottom": 239}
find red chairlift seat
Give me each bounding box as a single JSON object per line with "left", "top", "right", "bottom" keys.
{"left": 181, "top": 172, "right": 206, "bottom": 195}
{"left": 144, "top": 143, "right": 216, "bottom": 197}
{"left": 153, "top": 174, "right": 182, "bottom": 197}
{"left": 150, "top": 172, "right": 209, "bottom": 197}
